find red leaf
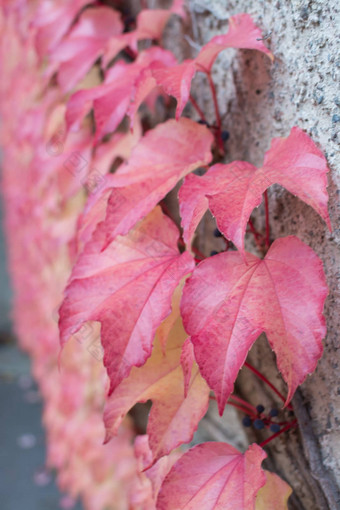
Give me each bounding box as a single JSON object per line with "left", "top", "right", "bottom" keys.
{"left": 195, "top": 13, "right": 273, "bottom": 73}
{"left": 59, "top": 207, "right": 195, "bottom": 393}
{"left": 72, "top": 125, "right": 142, "bottom": 254}
{"left": 135, "top": 1, "right": 186, "bottom": 42}
{"left": 99, "top": 118, "right": 213, "bottom": 247}
{"left": 261, "top": 127, "right": 331, "bottom": 229}
{"left": 152, "top": 61, "right": 196, "bottom": 120}
{"left": 134, "top": 435, "right": 181, "bottom": 508}
{"left": 47, "top": 7, "right": 123, "bottom": 92}
{"left": 154, "top": 13, "right": 272, "bottom": 118}
{"left": 157, "top": 442, "right": 266, "bottom": 510}
{"left": 179, "top": 128, "right": 331, "bottom": 252}
{"left": 101, "top": 1, "right": 186, "bottom": 67}
{"left": 180, "top": 236, "right": 327, "bottom": 413}
{"left": 104, "top": 315, "right": 209, "bottom": 462}
{"left": 33, "top": 0, "right": 91, "bottom": 58}
{"left": 66, "top": 48, "right": 176, "bottom": 142}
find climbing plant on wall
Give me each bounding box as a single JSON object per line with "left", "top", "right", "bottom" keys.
{"left": 0, "top": 1, "right": 330, "bottom": 508}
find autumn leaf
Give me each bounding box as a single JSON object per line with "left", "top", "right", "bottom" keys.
{"left": 180, "top": 236, "right": 327, "bottom": 413}
{"left": 33, "top": 0, "right": 91, "bottom": 58}
{"left": 71, "top": 124, "right": 142, "bottom": 255}
{"left": 46, "top": 7, "right": 124, "bottom": 92}
{"left": 195, "top": 13, "right": 273, "bottom": 72}
{"left": 59, "top": 207, "right": 195, "bottom": 393}
{"left": 133, "top": 435, "right": 181, "bottom": 509}
{"left": 101, "top": 1, "right": 186, "bottom": 67}
{"left": 134, "top": 1, "right": 186, "bottom": 42}
{"left": 157, "top": 442, "right": 266, "bottom": 509}
{"left": 66, "top": 47, "right": 176, "bottom": 142}
{"left": 104, "top": 311, "right": 209, "bottom": 462}
{"left": 153, "top": 13, "right": 272, "bottom": 118}
{"left": 98, "top": 117, "right": 213, "bottom": 248}
{"left": 255, "top": 471, "right": 292, "bottom": 510}
{"left": 179, "top": 127, "right": 331, "bottom": 252}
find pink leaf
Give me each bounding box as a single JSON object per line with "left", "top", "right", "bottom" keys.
{"left": 66, "top": 48, "right": 177, "bottom": 141}
{"left": 101, "top": 1, "right": 186, "bottom": 67}
{"left": 195, "top": 13, "right": 273, "bottom": 73}
{"left": 261, "top": 127, "right": 331, "bottom": 230}
{"left": 33, "top": 0, "right": 91, "bottom": 58}
{"left": 179, "top": 128, "right": 331, "bottom": 252}
{"left": 100, "top": 117, "right": 213, "bottom": 247}
{"left": 180, "top": 236, "right": 327, "bottom": 413}
{"left": 59, "top": 207, "right": 195, "bottom": 393}
{"left": 154, "top": 13, "right": 272, "bottom": 118}
{"left": 104, "top": 321, "right": 209, "bottom": 462}
{"left": 152, "top": 61, "right": 196, "bottom": 120}
{"left": 47, "top": 7, "right": 123, "bottom": 92}
{"left": 134, "top": 435, "right": 181, "bottom": 508}
{"left": 72, "top": 125, "right": 142, "bottom": 254}
{"left": 157, "top": 442, "right": 266, "bottom": 510}
{"left": 134, "top": 9, "right": 178, "bottom": 41}
{"left": 132, "top": 0, "right": 187, "bottom": 44}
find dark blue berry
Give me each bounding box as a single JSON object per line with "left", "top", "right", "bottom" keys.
{"left": 242, "top": 416, "right": 252, "bottom": 427}
{"left": 256, "top": 404, "right": 265, "bottom": 414}
{"left": 213, "top": 228, "right": 223, "bottom": 237}
{"left": 253, "top": 419, "right": 265, "bottom": 430}
{"left": 270, "top": 423, "right": 281, "bottom": 433}
{"left": 210, "top": 250, "right": 219, "bottom": 256}
{"left": 221, "top": 130, "right": 230, "bottom": 141}
{"left": 198, "top": 119, "right": 208, "bottom": 125}
{"left": 269, "top": 408, "right": 279, "bottom": 417}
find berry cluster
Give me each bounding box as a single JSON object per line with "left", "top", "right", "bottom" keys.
{"left": 242, "top": 404, "right": 282, "bottom": 433}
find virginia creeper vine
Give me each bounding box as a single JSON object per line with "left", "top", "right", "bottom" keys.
{"left": 0, "top": 1, "right": 331, "bottom": 509}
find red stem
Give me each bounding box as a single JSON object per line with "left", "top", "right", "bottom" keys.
{"left": 244, "top": 361, "right": 293, "bottom": 410}
{"left": 124, "top": 47, "right": 138, "bottom": 60}
{"left": 227, "top": 401, "right": 257, "bottom": 416}
{"left": 210, "top": 396, "right": 256, "bottom": 417}
{"left": 259, "top": 420, "right": 297, "bottom": 447}
{"left": 189, "top": 94, "right": 207, "bottom": 123}
{"left": 206, "top": 72, "right": 224, "bottom": 155}
{"left": 248, "top": 219, "right": 264, "bottom": 249}
{"left": 192, "top": 246, "right": 206, "bottom": 260}
{"left": 210, "top": 394, "right": 257, "bottom": 417}
{"left": 229, "top": 395, "right": 257, "bottom": 414}
{"left": 264, "top": 190, "right": 270, "bottom": 248}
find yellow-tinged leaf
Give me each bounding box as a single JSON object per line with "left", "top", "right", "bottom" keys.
{"left": 255, "top": 471, "right": 292, "bottom": 510}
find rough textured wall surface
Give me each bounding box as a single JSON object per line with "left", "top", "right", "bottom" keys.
{"left": 156, "top": 0, "right": 340, "bottom": 508}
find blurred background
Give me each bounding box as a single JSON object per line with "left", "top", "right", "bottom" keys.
{"left": 0, "top": 196, "right": 82, "bottom": 510}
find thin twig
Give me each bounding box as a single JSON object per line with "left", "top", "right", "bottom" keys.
{"left": 189, "top": 94, "right": 207, "bottom": 123}
{"left": 244, "top": 361, "right": 293, "bottom": 410}
{"left": 259, "top": 420, "right": 297, "bottom": 447}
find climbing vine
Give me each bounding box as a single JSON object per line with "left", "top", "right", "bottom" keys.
{"left": 0, "top": 1, "right": 330, "bottom": 508}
